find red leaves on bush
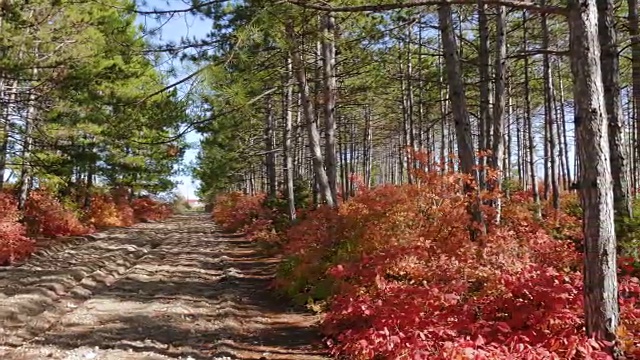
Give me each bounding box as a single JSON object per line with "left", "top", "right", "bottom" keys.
{"left": 131, "top": 197, "right": 172, "bottom": 222}
{"left": 25, "top": 190, "right": 93, "bottom": 237}
{"left": 212, "top": 170, "right": 640, "bottom": 359}
{"left": 0, "top": 191, "right": 34, "bottom": 264}
{"left": 212, "top": 192, "right": 267, "bottom": 232}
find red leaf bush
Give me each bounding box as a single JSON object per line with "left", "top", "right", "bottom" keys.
{"left": 24, "top": 189, "right": 93, "bottom": 237}
{"left": 212, "top": 192, "right": 268, "bottom": 232}
{"left": 131, "top": 197, "right": 173, "bottom": 222}
{"left": 0, "top": 191, "right": 34, "bottom": 264}
{"left": 213, "top": 168, "right": 640, "bottom": 359}
{"left": 86, "top": 193, "right": 134, "bottom": 227}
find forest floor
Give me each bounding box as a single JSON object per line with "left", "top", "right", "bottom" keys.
{"left": 0, "top": 214, "right": 328, "bottom": 360}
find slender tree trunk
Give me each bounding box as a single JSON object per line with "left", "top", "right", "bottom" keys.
{"left": 492, "top": 4, "right": 507, "bottom": 223}
{"left": 569, "top": 0, "right": 620, "bottom": 355}
{"left": 541, "top": 0, "right": 559, "bottom": 209}
{"left": 283, "top": 55, "right": 296, "bottom": 221}
{"left": 265, "top": 96, "right": 277, "bottom": 200}
{"left": 477, "top": 0, "right": 491, "bottom": 188}
{"left": 0, "top": 81, "right": 14, "bottom": 189}
{"left": 598, "top": 0, "right": 632, "bottom": 221}
{"left": 629, "top": 0, "right": 640, "bottom": 193}
{"left": 322, "top": 12, "right": 339, "bottom": 206}
{"left": 363, "top": 105, "right": 373, "bottom": 188}
{"left": 439, "top": 4, "right": 486, "bottom": 240}
{"left": 288, "top": 24, "right": 335, "bottom": 208}
{"left": 556, "top": 60, "right": 572, "bottom": 187}
{"left": 18, "top": 68, "right": 38, "bottom": 211}
{"left": 523, "top": 10, "right": 541, "bottom": 218}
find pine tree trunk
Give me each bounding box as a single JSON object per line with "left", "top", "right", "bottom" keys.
{"left": 283, "top": 55, "right": 296, "bottom": 221}
{"left": 288, "top": 24, "right": 335, "bottom": 208}
{"left": 569, "top": 0, "right": 620, "bottom": 354}
{"left": 523, "top": 10, "right": 541, "bottom": 218}
{"left": 322, "top": 12, "right": 339, "bottom": 206}
{"left": 598, "top": 0, "right": 632, "bottom": 221}
{"left": 439, "top": 4, "right": 486, "bottom": 240}
{"left": 477, "top": 0, "right": 491, "bottom": 188}
{"left": 264, "top": 96, "right": 277, "bottom": 200}
{"left": 541, "top": 0, "right": 559, "bottom": 209}
{"left": 492, "top": 4, "right": 507, "bottom": 223}
{"left": 629, "top": 0, "right": 640, "bottom": 194}
{"left": 18, "top": 66, "right": 38, "bottom": 211}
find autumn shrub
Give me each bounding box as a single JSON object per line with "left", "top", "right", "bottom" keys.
{"left": 24, "top": 189, "right": 93, "bottom": 237}
{"left": 0, "top": 191, "right": 34, "bottom": 264}
{"left": 269, "top": 169, "right": 640, "bottom": 359}
{"left": 212, "top": 192, "right": 268, "bottom": 232}
{"left": 131, "top": 197, "right": 173, "bottom": 222}
{"left": 86, "top": 191, "right": 135, "bottom": 228}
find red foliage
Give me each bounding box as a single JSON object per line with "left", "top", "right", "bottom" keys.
{"left": 0, "top": 191, "right": 34, "bottom": 264}
{"left": 131, "top": 197, "right": 173, "bottom": 222}
{"left": 24, "top": 189, "right": 93, "bottom": 237}
{"left": 267, "top": 169, "right": 640, "bottom": 359}
{"left": 212, "top": 192, "right": 267, "bottom": 232}
{"left": 86, "top": 193, "right": 134, "bottom": 227}
{"left": 210, "top": 164, "right": 640, "bottom": 359}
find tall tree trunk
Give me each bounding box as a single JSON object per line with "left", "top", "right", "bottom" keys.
{"left": 18, "top": 68, "right": 38, "bottom": 211}
{"left": 283, "top": 55, "right": 296, "bottom": 221}
{"left": 477, "top": 0, "right": 491, "bottom": 188}
{"left": 322, "top": 12, "right": 339, "bottom": 206}
{"left": 541, "top": 0, "right": 559, "bottom": 209}
{"left": 492, "top": 4, "right": 507, "bottom": 223}
{"left": 556, "top": 60, "right": 572, "bottom": 188}
{"left": 265, "top": 96, "right": 277, "bottom": 200}
{"left": 569, "top": 0, "right": 620, "bottom": 354}
{"left": 523, "top": 10, "right": 541, "bottom": 218}
{"left": 288, "top": 24, "right": 335, "bottom": 208}
{"left": 439, "top": 4, "right": 486, "bottom": 240}
{"left": 629, "top": 0, "right": 640, "bottom": 193}
{"left": 406, "top": 22, "right": 416, "bottom": 181}
{"left": 363, "top": 105, "right": 373, "bottom": 188}
{"left": 598, "top": 0, "right": 632, "bottom": 221}
{"left": 0, "top": 81, "right": 13, "bottom": 189}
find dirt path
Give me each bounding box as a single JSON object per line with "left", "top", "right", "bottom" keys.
{"left": 0, "top": 214, "right": 328, "bottom": 360}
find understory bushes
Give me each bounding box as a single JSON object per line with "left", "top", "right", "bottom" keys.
{"left": 0, "top": 187, "right": 174, "bottom": 265}
{"left": 212, "top": 171, "right": 640, "bottom": 359}
{"left": 0, "top": 191, "right": 34, "bottom": 264}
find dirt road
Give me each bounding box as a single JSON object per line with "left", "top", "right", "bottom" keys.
{"left": 0, "top": 214, "right": 327, "bottom": 360}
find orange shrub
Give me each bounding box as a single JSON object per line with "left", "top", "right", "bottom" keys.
{"left": 131, "top": 197, "right": 172, "bottom": 222}
{"left": 24, "top": 189, "right": 93, "bottom": 237}
{"left": 86, "top": 193, "right": 134, "bottom": 227}
{"left": 269, "top": 169, "right": 639, "bottom": 359}
{"left": 212, "top": 192, "right": 267, "bottom": 232}
{"left": 0, "top": 191, "right": 34, "bottom": 264}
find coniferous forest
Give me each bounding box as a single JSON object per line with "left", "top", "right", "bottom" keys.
{"left": 3, "top": 0, "right": 640, "bottom": 359}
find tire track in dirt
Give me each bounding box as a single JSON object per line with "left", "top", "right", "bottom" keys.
{"left": 0, "top": 214, "right": 328, "bottom": 360}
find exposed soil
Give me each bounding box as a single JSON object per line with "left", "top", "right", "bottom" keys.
{"left": 0, "top": 214, "right": 328, "bottom": 360}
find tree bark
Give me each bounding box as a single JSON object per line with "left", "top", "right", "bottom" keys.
{"left": 628, "top": 0, "right": 640, "bottom": 202}
{"left": 264, "top": 95, "right": 277, "bottom": 200}
{"left": 283, "top": 55, "right": 296, "bottom": 221}
{"left": 288, "top": 23, "right": 335, "bottom": 208}
{"left": 569, "top": 0, "right": 620, "bottom": 354}
{"left": 439, "top": 4, "right": 486, "bottom": 240}
{"left": 322, "top": 12, "right": 339, "bottom": 206}
{"left": 541, "top": 0, "right": 559, "bottom": 209}
{"left": 477, "top": 0, "right": 491, "bottom": 188}
{"left": 598, "top": 0, "right": 632, "bottom": 220}
{"left": 492, "top": 4, "right": 507, "bottom": 223}
{"left": 523, "top": 10, "right": 541, "bottom": 218}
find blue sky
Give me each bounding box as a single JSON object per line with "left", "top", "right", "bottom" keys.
{"left": 136, "top": 3, "right": 213, "bottom": 200}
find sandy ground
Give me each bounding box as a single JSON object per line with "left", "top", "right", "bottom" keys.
{"left": 0, "top": 214, "right": 328, "bottom": 360}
